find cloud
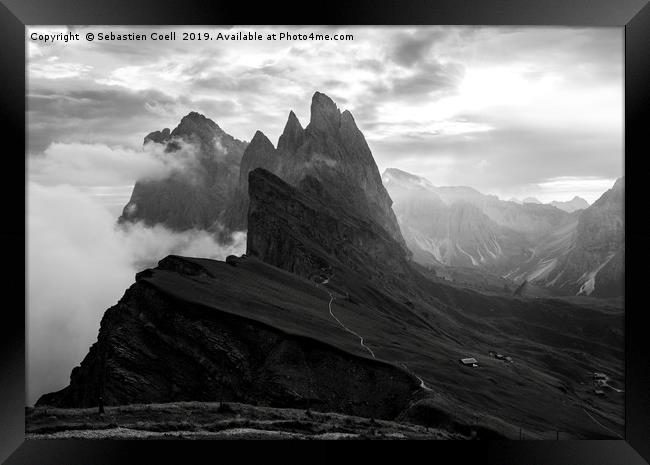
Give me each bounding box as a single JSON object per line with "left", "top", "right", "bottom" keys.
{"left": 27, "top": 182, "right": 246, "bottom": 405}
{"left": 28, "top": 87, "right": 181, "bottom": 153}
{"left": 29, "top": 140, "right": 202, "bottom": 187}
{"left": 390, "top": 29, "right": 447, "bottom": 67}
{"left": 29, "top": 57, "right": 93, "bottom": 79}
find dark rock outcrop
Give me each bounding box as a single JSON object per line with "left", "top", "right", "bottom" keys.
{"left": 122, "top": 93, "right": 406, "bottom": 250}
{"left": 144, "top": 127, "right": 171, "bottom": 145}
{"left": 227, "top": 92, "right": 407, "bottom": 250}
{"left": 223, "top": 131, "right": 283, "bottom": 231}
{"left": 119, "top": 112, "right": 248, "bottom": 231}
{"left": 277, "top": 110, "right": 305, "bottom": 154}
{"left": 246, "top": 168, "right": 412, "bottom": 282}
{"left": 36, "top": 257, "right": 418, "bottom": 419}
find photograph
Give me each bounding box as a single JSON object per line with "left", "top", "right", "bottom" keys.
{"left": 23, "top": 25, "right": 627, "bottom": 441}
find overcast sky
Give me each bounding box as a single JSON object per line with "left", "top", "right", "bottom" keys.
{"left": 27, "top": 26, "right": 623, "bottom": 203}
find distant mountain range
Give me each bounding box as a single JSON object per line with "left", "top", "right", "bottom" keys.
{"left": 383, "top": 168, "right": 623, "bottom": 297}
{"left": 36, "top": 92, "right": 624, "bottom": 440}
{"left": 507, "top": 178, "right": 624, "bottom": 297}
{"left": 550, "top": 196, "right": 590, "bottom": 213}
{"left": 508, "top": 196, "right": 589, "bottom": 212}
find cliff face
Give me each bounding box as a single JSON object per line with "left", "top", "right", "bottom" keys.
{"left": 246, "top": 168, "right": 412, "bottom": 283}
{"left": 281, "top": 93, "right": 405, "bottom": 248}
{"left": 223, "top": 131, "right": 283, "bottom": 231}
{"left": 565, "top": 177, "right": 624, "bottom": 296}
{"left": 119, "top": 112, "right": 248, "bottom": 231}
{"left": 509, "top": 178, "right": 624, "bottom": 296}
{"left": 36, "top": 255, "right": 418, "bottom": 419}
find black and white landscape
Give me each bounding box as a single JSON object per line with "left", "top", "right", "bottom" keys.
{"left": 27, "top": 26, "right": 623, "bottom": 439}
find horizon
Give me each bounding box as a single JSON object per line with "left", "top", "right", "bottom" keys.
{"left": 380, "top": 165, "right": 622, "bottom": 205}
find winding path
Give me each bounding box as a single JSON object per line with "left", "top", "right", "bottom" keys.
{"left": 581, "top": 406, "right": 623, "bottom": 439}
{"left": 400, "top": 363, "right": 433, "bottom": 391}
{"left": 318, "top": 277, "right": 433, "bottom": 393}
{"left": 324, "top": 288, "right": 376, "bottom": 359}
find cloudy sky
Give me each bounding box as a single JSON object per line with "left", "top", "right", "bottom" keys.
{"left": 27, "top": 26, "right": 623, "bottom": 204}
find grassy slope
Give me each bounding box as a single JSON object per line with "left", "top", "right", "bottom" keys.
{"left": 135, "top": 256, "right": 623, "bottom": 439}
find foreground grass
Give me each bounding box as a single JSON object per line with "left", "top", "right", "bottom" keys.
{"left": 26, "top": 401, "right": 462, "bottom": 440}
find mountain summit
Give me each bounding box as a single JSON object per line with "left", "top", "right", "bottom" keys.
{"left": 227, "top": 92, "right": 407, "bottom": 250}
{"left": 120, "top": 112, "right": 247, "bottom": 232}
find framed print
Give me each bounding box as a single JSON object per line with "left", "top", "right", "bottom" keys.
{"left": 1, "top": 0, "right": 649, "bottom": 463}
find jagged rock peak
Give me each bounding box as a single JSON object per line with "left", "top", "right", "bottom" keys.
{"left": 249, "top": 130, "right": 275, "bottom": 149}
{"left": 340, "top": 109, "right": 357, "bottom": 129}
{"left": 238, "top": 130, "right": 279, "bottom": 185}
{"left": 277, "top": 111, "right": 305, "bottom": 153}
{"left": 144, "top": 128, "right": 171, "bottom": 145}
{"left": 383, "top": 168, "right": 425, "bottom": 183}
{"left": 173, "top": 111, "right": 223, "bottom": 136}
{"left": 182, "top": 111, "right": 214, "bottom": 123}
{"left": 286, "top": 110, "right": 302, "bottom": 128}
{"left": 309, "top": 91, "right": 341, "bottom": 133}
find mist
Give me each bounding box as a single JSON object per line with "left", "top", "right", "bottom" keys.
{"left": 27, "top": 181, "right": 246, "bottom": 406}
{"left": 29, "top": 140, "right": 201, "bottom": 186}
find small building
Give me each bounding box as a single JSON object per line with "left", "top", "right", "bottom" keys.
{"left": 489, "top": 351, "right": 512, "bottom": 363}
{"left": 459, "top": 357, "right": 479, "bottom": 367}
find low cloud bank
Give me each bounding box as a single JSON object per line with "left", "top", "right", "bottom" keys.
{"left": 29, "top": 140, "right": 202, "bottom": 187}
{"left": 27, "top": 182, "right": 246, "bottom": 405}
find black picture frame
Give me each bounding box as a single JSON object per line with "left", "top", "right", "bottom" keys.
{"left": 1, "top": 0, "right": 648, "bottom": 463}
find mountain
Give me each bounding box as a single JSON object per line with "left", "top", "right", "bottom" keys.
{"left": 38, "top": 167, "right": 421, "bottom": 418}
{"left": 227, "top": 92, "right": 406, "bottom": 250}
{"left": 121, "top": 93, "right": 406, "bottom": 253}
{"left": 383, "top": 168, "right": 568, "bottom": 274}
{"left": 522, "top": 197, "right": 541, "bottom": 204}
{"left": 38, "top": 167, "right": 623, "bottom": 439}
{"left": 119, "top": 112, "right": 248, "bottom": 231}
{"left": 247, "top": 169, "right": 411, "bottom": 285}
{"left": 35, "top": 96, "right": 623, "bottom": 439}
{"left": 384, "top": 169, "right": 623, "bottom": 297}
{"left": 550, "top": 196, "right": 590, "bottom": 213}
{"left": 509, "top": 178, "right": 624, "bottom": 297}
